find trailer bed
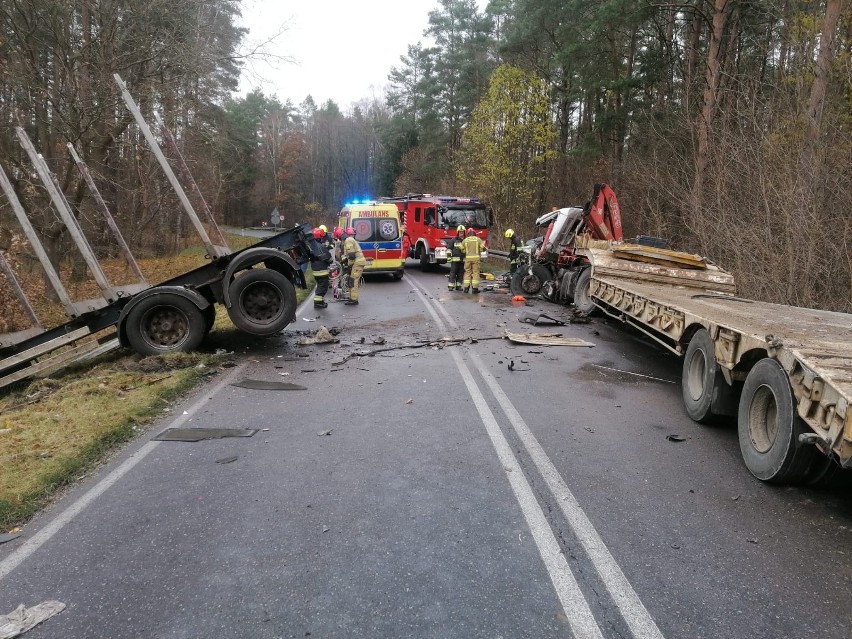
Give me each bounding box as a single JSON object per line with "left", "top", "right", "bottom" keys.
{"left": 585, "top": 247, "right": 852, "bottom": 468}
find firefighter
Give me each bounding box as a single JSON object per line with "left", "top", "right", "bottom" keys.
{"left": 460, "top": 228, "right": 486, "bottom": 293}
{"left": 341, "top": 227, "right": 367, "bottom": 305}
{"left": 311, "top": 227, "right": 333, "bottom": 308}
{"left": 447, "top": 225, "right": 466, "bottom": 291}
{"left": 317, "top": 224, "right": 335, "bottom": 253}
{"left": 505, "top": 228, "right": 521, "bottom": 274}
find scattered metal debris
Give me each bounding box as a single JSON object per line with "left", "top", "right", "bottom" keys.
{"left": 317, "top": 429, "right": 333, "bottom": 437}
{"left": 590, "top": 364, "right": 675, "bottom": 384}
{"left": 519, "top": 311, "right": 567, "bottom": 326}
{"left": 331, "top": 336, "right": 504, "bottom": 366}
{"left": 215, "top": 456, "right": 238, "bottom": 464}
{"left": 666, "top": 435, "right": 686, "bottom": 442}
{"left": 504, "top": 331, "right": 595, "bottom": 347}
{"left": 507, "top": 360, "right": 530, "bottom": 372}
{"left": 230, "top": 379, "right": 307, "bottom": 391}
{"left": 154, "top": 428, "right": 258, "bottom": 442}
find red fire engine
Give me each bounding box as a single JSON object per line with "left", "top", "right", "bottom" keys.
{"left": 380, "top": 194, "right": 491, "bottom": 269}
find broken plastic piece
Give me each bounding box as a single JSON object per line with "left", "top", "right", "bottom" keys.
{"left": 518, "top": 311, "right": 566, "bottom": 326}
{"left": 0, "top": 601, "right": 65, "bottom": 639}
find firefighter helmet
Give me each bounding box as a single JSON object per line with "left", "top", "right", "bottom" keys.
{"left": 345, "top": 227, "right": 356, "bottom": 236}
{"left": 333, "top": 226, "right": 344, "bottom": 240}
{"left": 504, "top": 229, "right": 514, "bottom": 238}
{"left": 312, "top": 227, "right": 324, "bottom": 239}
{"left": 467, "top": 228, "right": 476, "bottom": 236}
{"left": 456, "top": 224, "right": 466, "bottom": 234}
{"left": 319, "top": 224, "right": 328, "bottom": 233}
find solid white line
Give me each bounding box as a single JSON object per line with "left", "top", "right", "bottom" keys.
{"left": 408, "top": 273, "right": 665, "bottom": 639}
{"left": 0, "top": 364, "right": 246, "bottom": 582}
{"left": 469, "top": 351, "right": 665, "bottom": 639}
{"left": 408, "top": 276, "right": 604, "bottom": 639}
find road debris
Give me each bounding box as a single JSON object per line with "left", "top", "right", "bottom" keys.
{"left": 504, "top": 331, "right": 595, "bottom": 347}
{"left": 154, "top": 428, "right": 258, "bottom": 442}
{"left": 507, "top": 360, "right": 530, "bottom": 372}
{"left": 231, "top": 379, "right": 307, "bottom": 391}
{"left": 405, "top": 398, "right": 414, "bottom": 404}
{"left": 0, "top": 532, "right": 22, "bottom": 545}
{"left": 590, "top": 364, "right": 675, "bottom": 384}
{"left": 317, "top": 429, "right": 333, "bottom": 437}
{"left": 0, "top": 601, "right": 65, "bottom": 639}
{"left": 299, "top": 326, "right": 338, "bottom": 345}
{"left": 215, "top": 456, "right": 238, "bottom": 464}
{"left": 518, "top": 311, "right": 566, "bottom": 326}
{"left": 331, "top": 336, "right": 504, "bottom": 366}
{"left": 666, "top": 435, "right": 686, "bottom": 442}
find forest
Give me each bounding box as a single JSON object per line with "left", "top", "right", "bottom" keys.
{"left": 0, "top": 0, "right": 850, "bottom": 313}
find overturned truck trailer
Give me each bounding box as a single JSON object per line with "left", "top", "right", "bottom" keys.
{"left": 0, "top": 76, "right": 323, "bottom": 389}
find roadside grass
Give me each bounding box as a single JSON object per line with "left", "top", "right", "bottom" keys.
{"left": 0, "top": 351, "right": 218, "bottom": 529}
{"left": 0, "top": 233, "right": 314, "bottom": 531}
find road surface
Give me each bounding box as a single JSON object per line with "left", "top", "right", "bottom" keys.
{"left": 1, "top": 264, "right": 850, "bottom": 638}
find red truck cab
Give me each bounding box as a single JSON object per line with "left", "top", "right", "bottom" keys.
{"left": 380, "top": 194, "right": 490, "bottom": 269}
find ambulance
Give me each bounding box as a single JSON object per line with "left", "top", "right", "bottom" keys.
{"left": 338, "top": 201, "right": 405, "bottom": 280}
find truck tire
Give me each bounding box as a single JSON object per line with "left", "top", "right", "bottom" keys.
{"left": 125, "top": 293, "right": 206, "bottom": 356}
{"left": 511, "top": 264, "right": 550, "bottom": 296}
{"left": 737, "top": 358, "right": 817, "bottom": 484}
{"left": 419, "top": 247, "right": 431, "bottom": 271}
{"left": 392, "top": 270, "right": 404, "bottom": 281}
{"left": 682, "top": 328, "right": 725, "bottom": 424}
{"left": 572, "top": 268, "right": 595, "bottom": 314}
{"left": 227, "top": 268, "right": 296, "bottom": 336}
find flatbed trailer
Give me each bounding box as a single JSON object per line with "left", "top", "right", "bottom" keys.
{"left": 583, "top": 247, "right": 852, "bottom": 484}
{"left": 0, "top": 75, "right": 324, "bottom": 389}
{"left": 0, "top": 225, "right": 322, "bottom": 389}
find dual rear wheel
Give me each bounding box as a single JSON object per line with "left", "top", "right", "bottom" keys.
{"left": 682, "top": 329, "right": 831, "bottom": 485}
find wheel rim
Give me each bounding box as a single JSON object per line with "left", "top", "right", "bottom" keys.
{"left": 239, "top": 280, "right": 284, "bottom": 323}
{"left": 140, "top": 306, "right": 190, "bottom": 348}
{"left": 520, "top": 272, "right": 543, "bottom": 294}
{"left": 686, "top": 348, "right": 707, "bottom": 401}
{"left": 748, "top": 384, "right": 779, "bottom": 453}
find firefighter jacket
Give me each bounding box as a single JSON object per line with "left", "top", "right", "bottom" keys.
{"left": 508, "top": 236, "right": 521, "bottom": 260}
{"left": 448, "top": 237, "right": 465, "bottom": 262}
{"left": 342, "top": 236, "right": 366, "bottom": 266}
{"left": 310, "top": 239, "right": 333, "bottom": 272}
{"left": 460, "top": 235, "right": 486, "bottom": 261}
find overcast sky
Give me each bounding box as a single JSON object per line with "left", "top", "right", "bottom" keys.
{"left": 237, "top": 0, "right": 487, "bottom": 109}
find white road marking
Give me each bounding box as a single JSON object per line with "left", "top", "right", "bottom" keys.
{"left": 0, "top": 364, "right": 245, "bottom": 582}
{"left": 408, "top": 276, "right": 604, "bottom": 639}
{"left": 408, "top": 273, "right": 665, "bottom": 639}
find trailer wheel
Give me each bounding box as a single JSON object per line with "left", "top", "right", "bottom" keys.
{"left": 511, "top": 264, "right": 550, "bottom": 296}
{"left": 737, "top": 358, "right": 817, "bottom": 484}
{"left": 227, "top": 268, "right": 296, "bottom": 335}
{"left": 125, "top": 294, "right": 206, "bottom": 356}
{"left": 572, "top": 268, "right": 595, "bottom": 314}
{"left": 682, "top": 329, "right": 724, "bottom": 423}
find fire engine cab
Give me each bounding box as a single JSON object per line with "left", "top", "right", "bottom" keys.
{"left": 380, "top": 194, "right": 491, "bottom": 270}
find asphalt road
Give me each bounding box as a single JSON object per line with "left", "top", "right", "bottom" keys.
{"left": 2, "top": 263, "right": 851, "bottom": 639}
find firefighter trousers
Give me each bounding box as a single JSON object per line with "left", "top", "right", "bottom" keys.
{"left": 448, "top": 260, "right": 463, "bottom": 289}
{"left": 347, "top": 261, "right": 366, "bottom": 301}
{"left": 463, "top": 259, "right": 481, "bottom": 290}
